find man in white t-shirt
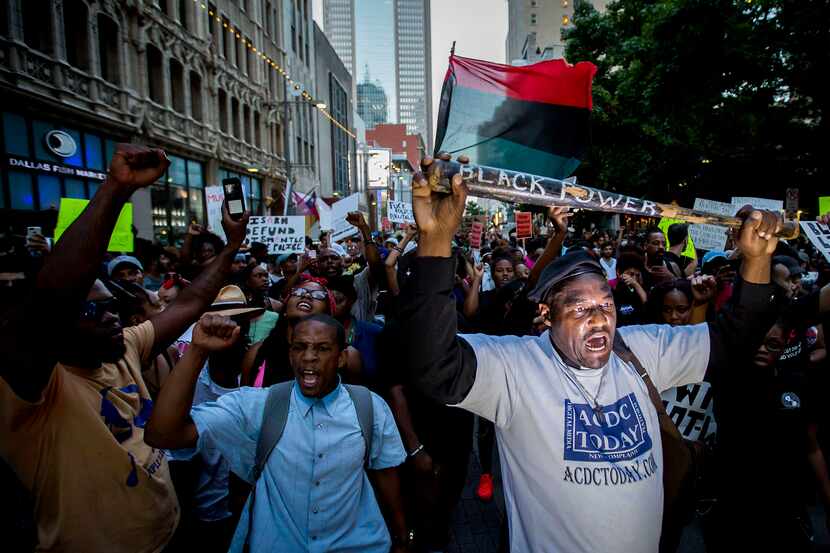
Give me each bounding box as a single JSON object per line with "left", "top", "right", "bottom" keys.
{"left": 398, "top": 156, "right": 783, "bottom": 553}
{"left": 599, "top": 241, "right": 617, "bottom": 281}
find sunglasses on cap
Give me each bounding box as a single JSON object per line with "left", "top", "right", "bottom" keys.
{"left": 288, "top": 287, "right": 329, "bottom": 302}
{"left": 80, "top": 298, "right": 119, "bottom": 321}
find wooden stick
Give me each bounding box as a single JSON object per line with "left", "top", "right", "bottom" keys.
{"left": 426, "top": 159, "right": 799, "bottom": 239}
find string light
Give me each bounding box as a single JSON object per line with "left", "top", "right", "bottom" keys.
{"left": 181, "top": 0, "right": 355, "bottom": 139}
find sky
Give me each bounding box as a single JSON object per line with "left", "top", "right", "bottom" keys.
{"left": 312, "top": 0, "right": 508, "bottom": 139}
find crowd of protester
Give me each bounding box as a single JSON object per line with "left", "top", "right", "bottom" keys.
{"left": 3, "top": 145, "right": 830, "bottom": 553}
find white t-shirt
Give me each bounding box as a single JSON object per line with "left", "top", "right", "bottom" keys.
{"left": 457, "top": 324, "right": 709, "bottom": 553}
{"left": 600, "top": 257, "right": 617, "bottom": 281}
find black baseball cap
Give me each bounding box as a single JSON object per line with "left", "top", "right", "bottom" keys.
{"left": 527, "top": 250, "right": 605, "bottom": 304}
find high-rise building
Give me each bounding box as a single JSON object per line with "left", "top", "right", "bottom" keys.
{"left": 356, "top": 68, "right": 390, "bottom": 129}
{"left": 506, "top": 0, "right": 609, "bottom": 64}
{"left": 321, "top": 0, "right": 432, "bottom": 150}
{"left": 0, "top": 0, "right": 287, "bottom": 245}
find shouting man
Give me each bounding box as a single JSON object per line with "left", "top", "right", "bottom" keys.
{"left": 399, "top": 155, "right": 782, "bottom": 553}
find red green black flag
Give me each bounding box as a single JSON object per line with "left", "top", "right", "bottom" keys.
{"left": 434, "top": 54, "right": 597, "bottom": 179}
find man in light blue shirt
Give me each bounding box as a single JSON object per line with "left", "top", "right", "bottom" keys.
{"left": 147, "top": 313, "right": 409, "bottom": 553}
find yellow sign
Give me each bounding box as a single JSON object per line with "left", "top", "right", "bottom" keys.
{"left": 820, "top": 197, "right": 830, "bottom": 217}
{"left": 658, "top": 217, "right": 696, "bottom": 259}
{"left": 54, "top": 198, "right": 133, "bottom": 252}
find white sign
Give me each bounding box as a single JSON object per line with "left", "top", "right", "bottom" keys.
{"left": 205, "top": 185, "right": 226, "bottom": 242}
{"left": 661, "top": 382, "right": 716, "bottom": 442}
{"left": 732, "top": 197, "right": 784, "bottom": 212}
{"left": 331, "top": 193, "right": 360, "bottom": 241}
{"left": 316, "top": 196, "right": 333, "bottom": 231}
{"left": 693, "top": 198, "right": 737, "bottom": 217}
{"left": 243, "top": 216, "right": 306, "bottom": 254}
{"left": 688, "top": 224, "right": 728, "bottom": 252}
{"left": 367, "top": 148, "right": 391, "bottom": 189}
{"left": 387, "top": 200, "right": 414, "bottom": 224}
{"left": 800, "top": 221, "right": 830, "bottom": 263}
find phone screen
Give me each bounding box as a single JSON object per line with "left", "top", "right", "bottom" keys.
{"left": 222, "top": 178, "right": 245, "bottom": 219}
{"left": 27, "top": 226, "right": 42, "bottom": 239}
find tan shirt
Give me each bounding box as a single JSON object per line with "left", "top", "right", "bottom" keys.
{"left": 0, "top": 321, "right": 179, "bottom": 552}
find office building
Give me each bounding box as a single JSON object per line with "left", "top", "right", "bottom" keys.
{"left": 0, "top": 0, "right": 287, "bottom": 245}
{"left": 506, "top": 0, "right": 608, "bottom": 63}
{"left": 321, "top": 0, "right": 432, "bottom": 149}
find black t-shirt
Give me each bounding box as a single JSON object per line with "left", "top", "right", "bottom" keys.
{"left": 614, "top": 284, "right": 646, "bottom": 327}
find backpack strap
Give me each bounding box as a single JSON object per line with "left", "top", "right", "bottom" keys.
{"left": 612, "top": 333, "right": 669, "bottom": 418}
{"left": 344, "top": 383, "right": 374, "bottom": 468}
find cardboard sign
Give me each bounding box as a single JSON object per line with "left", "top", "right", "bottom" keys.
{"left": 515, "top": 211, "right": 532, "bottom": 239}
{"left": 661, "top": 382, "right": 716, "bottom": 442}
{"left": 243, "top": 216, "right": 305, "bottom": 254}
{"left": 469, "top": 221, "right": 484, "bottom": 249}
{"left": 658, "top": 217, "right": 696, "bottom": 259}
{"left": 331, "top": 193, "right": 360, "bottom": 241}
{"left": 205, "top": 185, "right": 227, "bottom": 242}
{"left": 785, "top": 188, "right": 799, "bottom": 214}
{"left": 387, "top": 200, "right": 415, "bottom": 224}
{"left": 688, "top": 224, "right": 728, "bottom": 252}
{"left": 54, "top": 198, "right": 133, "bottom": 252}
{"left": 693, "top": 198, "right": 737, "bottom": 217}
{"left": 731, "top": 197, "right": 783, "bottom": 212}
{"left": 800, "top": 221, "right": 830, "bottom": 263}
{"left": 819, "top": 197, "right": 830, "bottom": 217}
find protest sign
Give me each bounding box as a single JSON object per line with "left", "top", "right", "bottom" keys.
{"left": 387, "top": 200, "right": 415, "bottom": 224}
{"left": 688, "top": 224, "right": 728, "bottom": 252}
{"left": 205, "top": 185, "right": 226, "bottom": 242}
{"left": 54, "top": 198, "right": 133, "bottom": 252}
{"left": 819, "top": 197, "right": 830, "bottom": 217}
{"left": 661, "top": 382, "right": 716, "bottom": 441}
{"left": 469, "top": 221, "right": 484, "bottom": 249}
{"left": 316, "top": 196, "right": 333, "bottom": 231}
{"left": 243, "top": 216, "right": 305, "bottom": 254}
{"left": 331, "top": 193, "right": 360, "bottom": 241}
{"left": 785, "top": 188, "right": 799, "bottom": 215}
{"left": 731, "top": 197, "right": 783, "bottom": 212}
{"left": 381, "top": 217, "right": 392, "bottom": 232}
{"left": 658, "top": 217, "right": 696, "bottom": 259}
{"left": 515, "top": 211, "right": 532, "bottom": 239}
{"left": 693, "top": 198, "right": 737, "bottom": 217}
{"left": 800, "top": 221, "right": 830, "bottom": 263}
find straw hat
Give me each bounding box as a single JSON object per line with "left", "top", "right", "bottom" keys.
{"left": 208, "top": 285, "right": 265, "bottom": 318}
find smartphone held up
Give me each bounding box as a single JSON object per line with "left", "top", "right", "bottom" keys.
{"left": 222, "top": 177, "right": 245, "bottom": 220}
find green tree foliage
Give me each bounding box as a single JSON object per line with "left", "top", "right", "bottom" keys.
{"left": 564, "top": 0, "right": 829, "bottom": 211}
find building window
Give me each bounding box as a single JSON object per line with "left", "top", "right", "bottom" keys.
{"left": 243, "top": 104, "right": 251, "bottom": 143}
{"left": 246, "top": 36, "right": 254, "bottom": 78}
{"left": 231, "top": 97, "right": 240, "bottom": 137}
{"left": 219, "top": 169, "right": 263, "bottom": 214}
{"left": 23, "top": 0, "right": 53, "bottom": 54}
{"left": 159, "top": 0, "right": 171, "bottom": 16}
{"left": 1, "top": 113, "right": 118, "bottom": 210}
{"left": 178, "top": 0, "right": 189, "bottom": 30}
{"left": 530, "top": 13, "right": 537, "bottom": 25}
{"left": 152, "top": 155, "right": 205, "bottom": 244}
{"left": 190, "top": 72, "right": 203, "bottom": 121}
{"left": 237, "top": 29, "right": 246, "bottom": 72}
{"left": 64, "top": 0, "right": 90, "bottom": 71}
{"left": 218, "top": 89, "right": 228, "bottom": 132}
{"left": 170, "top": 59, "right": 185, "bottom": 113}
{"left": 97, "top": 15, "right": 120, "bottom": 84}
{"left": 265, "top": 1, "right": 271, "bottom": 37}
{"left": 254, "top": 111, "right": 261, "bottom": 147}
{"left": 146, "top": 45, "right": 164, "bottom": 103}
{"left": 222, "top": 17, "right": 232, "bottom": 60}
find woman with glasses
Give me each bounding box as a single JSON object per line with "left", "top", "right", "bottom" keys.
{"left": 241, "top": 279, "right": 336, "bottom": 387}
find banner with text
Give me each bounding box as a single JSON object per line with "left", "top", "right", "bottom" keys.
{"left": 387, "top": 200, "right": 415, "bottom": 224}
{"left": 688, "top": 224, "right": 728, "bottom": 252}
{"left": 732, "top": 197, "right": 784, "bottom": 212}
{"left": 205, "top": 185, "right": 226, "bottom": 242}
{"left": 800, "top": 221, "right": 830, "bottom": 263}
{"left": 693, "top": 198, "right": 737, "bottom": 217}
{"left": 331, "top": 193, "right": 360, "bottom": 241}
{"left": 243, "top": 216, "right": 306, "bottom": 254}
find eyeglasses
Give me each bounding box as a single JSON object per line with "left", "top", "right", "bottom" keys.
{"left": 761, "top": 338, "right": 786, "bottom": 354}
{"left": 289, "top": 287, "right": 329, "bottom": 302}
{"left": 80, "top": 298, "right": 118, "bottom": 321}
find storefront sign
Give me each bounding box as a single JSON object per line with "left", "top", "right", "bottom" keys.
{"left": 7, "top": 155, "right": 106, "bottom": 180}
{"left": 243, "top": 216, "right": 306, "bottom": 254}
{"left": 54, "top": 198, "right": 133, "bottom": 252}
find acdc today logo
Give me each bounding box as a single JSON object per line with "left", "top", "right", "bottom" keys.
{"left": 563, "top": 393, "right": 653, "bottom": 463}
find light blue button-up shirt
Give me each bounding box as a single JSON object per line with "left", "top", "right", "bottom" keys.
{"left": 190, "top": 381, "right": 406, "bottom": 553}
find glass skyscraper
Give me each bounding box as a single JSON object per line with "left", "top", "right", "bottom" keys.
{"left": 322, "top": 0, "right": 432, "bottom": 149}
